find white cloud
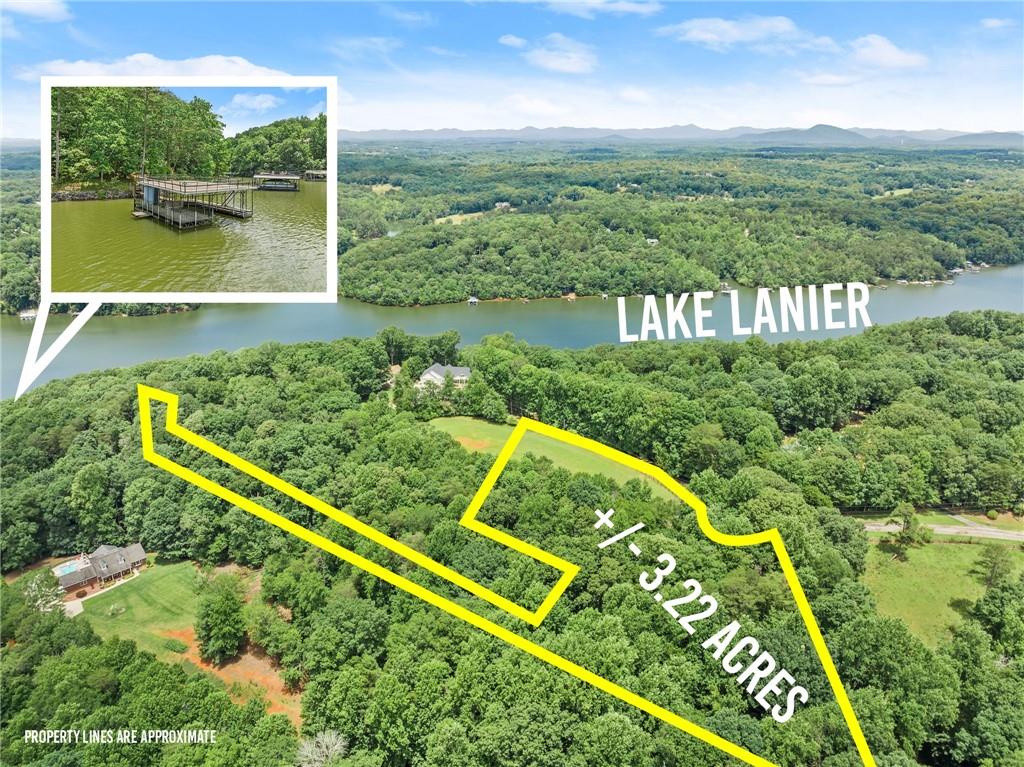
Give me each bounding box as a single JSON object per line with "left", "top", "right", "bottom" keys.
{"left": 3, "top": 1, "right": 71, "bottom": 22}
{"left": 2, "top": 15, "right": 19, "bottom": 38}
{"left": 799, "top": 72, "right": 864, "bottom": 87}
{"left": 980, "top": 18, "right": 1016, "bottom": 29}
{"left": 619, "top": 86, "right": 653, "bottom": 103}
{"left": 657, "top": 15, "right": 837, "bottom": 54}
{"left": 329, "top": 36, "right": 402, "bottom": 62}
{"left": 523, "top": 33, "right": 597, "bottom": 74}
{"left": 64, "top": 24, "right": 102, "bottom": 49}
{"left": 221, "top": 93, "right": 283, "bottom": 113}
{"left": 503, "top": 93, "right": 570, "bottom": 116}
{"left": 545, "top": 1, "right": 662, "bottom": 19}
{"left": 378, "top": 5, "right": 433, "bottom": 26}
{"left": 499, "top": 34, "right": 527, "bottom": 49}
{"left": 327, "top": 56, "right": 1020, "bottom": 134}
{"left": 425, "top": 46, "right": 465, "bottom": 58}
{"left": 306, "top": 100, "right": 326, "bottom": 118}
{"left": 16, "top": 52, "right": 288, "bottom": 80}
{"left": 851, "top": 34, "right": 927, "bottom": 69}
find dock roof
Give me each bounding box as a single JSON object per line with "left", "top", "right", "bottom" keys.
{"left": 138, "top": 175, "right": 255, "bottom": 194}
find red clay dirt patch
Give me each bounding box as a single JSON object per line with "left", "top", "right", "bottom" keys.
{"left": 454, "top": 436, "right": 493, "bottom": 451}
{"left": 163, "top": 628, "right": 302, "bottom": 727}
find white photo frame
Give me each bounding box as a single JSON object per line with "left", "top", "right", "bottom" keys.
{"left": 41, "top": 74, "right": 338, "bottom": 303}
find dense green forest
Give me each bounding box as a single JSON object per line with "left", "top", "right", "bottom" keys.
{"left": 2, "top": 314, "right": 1022, "bottom": 766}
{"left": 337, "top": 144, "right": 1023, "bottom": 304}
{"left": 228, "top": 116, "right": 329, "bottom": 177}
{"left": 3, "top": 143, "right": 1021, "bottom": 313}
{"left": 0, "top": 167, "right": 193, "bottom": 315}
{"left": 50, "top": 86, "right": 327, "bottom": 184}
{"left": 1, "top": 577, "right": 298, "bottom": 765}
{"left": 0, "top": 169, "right": 39, "bottom": 313}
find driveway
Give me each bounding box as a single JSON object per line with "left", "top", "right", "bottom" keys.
{"left": 862, "top": 521, "right": 1024, "bottom": 543}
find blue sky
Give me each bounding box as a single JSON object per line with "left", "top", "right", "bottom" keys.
{"left": 2, "top": 1, "right": 1021, "bottom": 135}
{"left": 167, "top": 87, "right": 326, "bottom": 136}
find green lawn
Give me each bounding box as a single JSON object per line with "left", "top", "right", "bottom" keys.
{"left": 862, "top": 541, "right": 1024, "bottom": 647}
{"left": 430, "top": 416, "right": 676, "bottom": 500}
{"left": 916, "top": 511, "right": 968, "bottom": 526}
{"left": 81, "top": 561, "right": 200, "bottom": 661}
{"left": 967, "top": 512, "right": 1024, "bottom": 532}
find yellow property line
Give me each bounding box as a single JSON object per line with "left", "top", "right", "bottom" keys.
{"left": 137, "top": 384, "right": 876, "bottom": 767}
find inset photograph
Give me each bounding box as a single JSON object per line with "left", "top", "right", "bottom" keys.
{"left": 47, "top": 81, "right": 332, "bottom": 294}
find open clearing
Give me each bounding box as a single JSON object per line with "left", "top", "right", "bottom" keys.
{"left": 862, "top": 540, "right": 1024, "bottom": 647}
{"left": 872, "top": 187, "right": 914, "bottom": 199}
{"left": 82, "top": 561, "right": 199, "bottom": 660}
{"left": 430, "top": 416, "right": 676, "bottom": 500}
{"left": 968, "top": 512, "right": 1024, "bottom": 532}
{"left": 434, "top": 211, "right": 485, "bottom": 225}
{"left": 80, "top": 561, "right": 299, "bottom": 725}
{"left": 371, "top": 183, "right": 398, "bottom": 194}
{"left": 167, "top": 627, "right": 302, "bottom": 727}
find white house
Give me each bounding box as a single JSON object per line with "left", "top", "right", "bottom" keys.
{"left": 416, "top": 363, "right": 472, "bottom": 390}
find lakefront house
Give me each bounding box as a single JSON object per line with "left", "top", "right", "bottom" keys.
{"left": 416, "top": 363, "right": 472, "bottom": 390}
{"left": 52, "top": 543, "right": 147, "bottom": 593}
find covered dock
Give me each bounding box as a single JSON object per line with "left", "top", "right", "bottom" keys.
{"left": 303, "top": 169, "right": 327, "bottom": 181}
{"left": 254, "top": 172, "right": 301, "bottom": 191}
{"left": 133, "top": 175, "right": 255, "bottom": 229}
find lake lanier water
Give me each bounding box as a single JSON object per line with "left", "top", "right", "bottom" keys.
{"left": 2, "top": 263, "right": 1021, "bottom": 398}
{"left": 50, "top": 182, "right": 327, "bottom": 293}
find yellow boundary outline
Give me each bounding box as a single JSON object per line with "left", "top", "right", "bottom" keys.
{"left": 138, "top": 384, "right": 876, "bottom": 767}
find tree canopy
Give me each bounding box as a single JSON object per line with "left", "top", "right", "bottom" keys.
{"left": 337, "top": 144, "right": 1023, "bottom": 304}
{"left": 49, "top": 87, "right": 327, "bottom": 184}
{"left": 1, "top": 314, "right": 1022, "bottom": 766}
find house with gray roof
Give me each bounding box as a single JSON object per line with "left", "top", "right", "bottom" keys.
{"left": 416, "top": 363, "right": 472, "bottom": 390}
{"left": 52, "top": 543, "right": 147, "bottom": 592}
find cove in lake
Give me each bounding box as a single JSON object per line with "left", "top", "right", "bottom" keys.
{"left": 2, "top": 263, "right": 1021, "bottom": 398}
{"left": 50, "top": 182, "right": 327, "bottom": 293}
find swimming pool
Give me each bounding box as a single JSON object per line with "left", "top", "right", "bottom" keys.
{"left": 53, "top": 560, "right": 82, "bottom": 577}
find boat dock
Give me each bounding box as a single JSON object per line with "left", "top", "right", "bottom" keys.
{"left": 133, "top": 175, "right": 255, "bottom": 229}
{"left": 254, "top": 173, "right": 300, "bottom": 191}
{"left": 303, "top": 169, "right": 327, "bottom": 181}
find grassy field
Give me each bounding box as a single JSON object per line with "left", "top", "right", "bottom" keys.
{"left": 862, "top": 540, "right": 1024, "bottom": 647}
{"left": 872, "top": 187, "right": 914, "bottom": 199}
{"left": 430, "top": 416, "right": 676, "bottom": 500}
{"left": 434, "top": 211, "right": 485, "bottom": 225}
{"left": 917, "top": 511, "right": 967, "bottom": 526}
{"left": 79, "top": 562, "right": 300, "bottom": 723}
{"left": 81, "top": 561, "right": 200, "bottom": 661}
{"left": 970, "top": 512, "right": 1024, "bottom": 532}
{"left": 371, "top": 183, "right": 398, "bottom": 195}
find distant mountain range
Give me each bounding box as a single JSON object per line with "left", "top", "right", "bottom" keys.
{"left": 5, "top": 125, "right": 1021, "bottom": 151}
{"left": 337, "top": 123, "right": 1024, "bottom": 148}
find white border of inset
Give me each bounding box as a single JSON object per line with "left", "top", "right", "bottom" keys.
{"left": 41, "top": 75, "right": 337, "bottom": 302}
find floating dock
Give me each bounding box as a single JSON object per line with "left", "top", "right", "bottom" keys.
{"left": 254, "top": 173, "right": 300, "bottom": 191}
{"left": 303, "top": 169, "right": 327, "bottom": 181}
{"left": 133, "top": 175, "right": 255, "bottom": 229}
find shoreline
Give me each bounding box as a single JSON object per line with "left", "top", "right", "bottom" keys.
{"left": 5, "top": 263, "right": 1015, "bottom": 319}
{"left": 339, "top": 264, "right": 1015, "bottom": 310}
{"left": 52, "top": 189, "right": 134, "bottom": 202}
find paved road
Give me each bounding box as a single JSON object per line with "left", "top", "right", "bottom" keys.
{"left": 863, "top": 521, "right": 1024, "bottom": 543}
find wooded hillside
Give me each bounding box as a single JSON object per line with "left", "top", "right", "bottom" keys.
{"left": 49, "top": 87, "right": 327, "bottom": 184}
